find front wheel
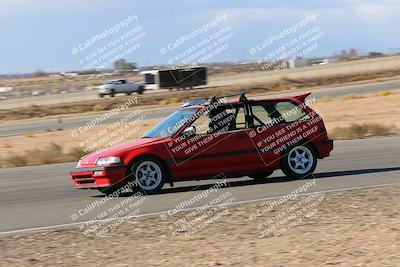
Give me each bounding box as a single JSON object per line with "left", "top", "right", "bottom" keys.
{"left": 128, "top": 157, "right": 166, "bottom": 194}
{"left": 281, "top": 144, "right": 317, "bottom": 179}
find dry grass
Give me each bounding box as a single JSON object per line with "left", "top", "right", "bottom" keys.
{"left": 341, "top": 94, "right": 365, "bottom": 101}
{"left": 376, "top": 90, "right": 392, "bottom": 97}
{"left": 311, "top": 92, "right": 400, "bottom": 132}
{"left": 330, "top": 123, "right": 393, "bottom": 140}
{"left": 2, "top": 186, "right": 399, "bottom": 266}
{"left": 3, "top": 68, "right": 400, "bottom": 121}
{"left": 0, "top": 118, "right": 160, "bottom": 165}
{"left": 0, "top": 73, "right": 141, "bottom": 93}
{"left": 159, "top": 97, "right": 183, "bottom": 105}
{"left": 319, "top": 90, "right": 399, "bottom": 103}
{"left": 1, "top": 93, "right": 400, "bottom": 167}
{"left": 1, "top": 143, "right": 86, "bottom": 168}
{"left": 3, "top": 142, "right": 12, "bottom": 149}
{"left": 318, "top": 96, "right": 334, "bottom": 102}
{"left": 24, "top": 131, "right": 34, "bottom": 138}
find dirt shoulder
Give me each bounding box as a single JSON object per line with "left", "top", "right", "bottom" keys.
{"left": 0, "top": 92, "right": 399, "bottom": 168}
{"left": 1, "top": 92, "right": 399, "bottom": 161}
{"left": 3, "top": 67, "right": 400, "bottom": 121}
{"left": 2, "top": 184, "right": 399, "bottom": 266}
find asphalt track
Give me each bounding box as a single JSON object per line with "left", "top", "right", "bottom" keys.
{"left": 1, "top": 78, "right": 400, "bottom": 137}
{"left": 0, "top": 137, "right": 399, "bottom": 235}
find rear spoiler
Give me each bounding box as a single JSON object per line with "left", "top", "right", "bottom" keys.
{"left": 292, "top": 92, "right": 311, "bottom": 103}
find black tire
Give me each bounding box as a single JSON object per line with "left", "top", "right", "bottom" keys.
{"left": 128, "top": 156, "right": 166, "bottom": 195}
{"left": 126, "top": 92, "right": 132, "bottom": 96}
{"left": 110, "top": 89, "right": 115, "bottom": 97}
{"left": 99, "top": 94, "right": 104, "bottom": 98}
{"left": 137, "top": 86, "right": 144, "bottom": 94}
{"left": 281, "top": 144, "right": 317, "bottom": 179}
{"left": 250, "top": 170, "right": 274, "bottom": 180}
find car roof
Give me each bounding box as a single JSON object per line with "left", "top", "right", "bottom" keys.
{"left": 181, "top": 92, "right": 311, "bottom": 109}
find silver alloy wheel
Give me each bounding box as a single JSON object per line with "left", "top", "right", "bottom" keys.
{"left": 288, "top": 145, "right": 314, "bottom": 175}
{"left": 134, "top": 161, "right": 162, "bottom": 191}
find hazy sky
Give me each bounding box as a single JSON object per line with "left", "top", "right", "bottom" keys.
{"left": 0, "top": 0, "right": 399, "bottom": 73}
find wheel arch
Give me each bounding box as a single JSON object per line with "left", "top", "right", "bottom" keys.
{"left": 125, "top": 153, "right": 173, "bottom": 183}
{"left": 280, "top": 139, "right": 318, "bottom": 166}
{"left": 302, "top": 139, "right": 319, "bottom": 158}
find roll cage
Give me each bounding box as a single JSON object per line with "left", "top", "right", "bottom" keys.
{"left": 179, "top": 92, "right": 312, "bottom": 135}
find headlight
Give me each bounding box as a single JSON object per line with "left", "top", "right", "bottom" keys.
{"left": 76, "top": 160, "right": 81, "bottom": 168}
{"left": 96, "top": 157, "right": 121, "bottom": 166}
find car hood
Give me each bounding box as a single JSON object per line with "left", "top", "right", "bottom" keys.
{"left": 78, "top": 137, "right": 163, "bottom": 166}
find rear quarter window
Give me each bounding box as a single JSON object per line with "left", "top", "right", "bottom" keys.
{"left": 274, "top": 101, "right": 309, "bottom": 122}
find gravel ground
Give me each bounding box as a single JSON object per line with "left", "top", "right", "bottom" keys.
{"left": 1, "top": 185, "right": 399, "bottom": 267}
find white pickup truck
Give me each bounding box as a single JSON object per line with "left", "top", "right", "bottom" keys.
{"left": 97, "top": 79, "right": 145, "bottom": 97}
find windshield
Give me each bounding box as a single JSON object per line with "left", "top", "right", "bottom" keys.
{"left": 142, "top": 108, "right": 199, "bottom": 138}
{"left": 106, "top": 80, "right": 117, "bottom": 84}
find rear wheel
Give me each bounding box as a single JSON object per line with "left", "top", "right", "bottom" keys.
{"left": 281, "top": 144, "right": 317, "bottom": 179}
{"left": 137, "top": 86, "right": 144, "bottom": 94}
{"left": 110, "top": 89, "right": 115, "bottom": 97}
{"left": 128, "top": 157, "right": 166, "bottom": 194}
{"left": 99, "top": 94, "right": 104, "bottom": 98}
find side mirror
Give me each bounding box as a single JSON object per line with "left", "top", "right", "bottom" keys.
{"left": 181, "top": 126, "right": 196, "bottom": 138}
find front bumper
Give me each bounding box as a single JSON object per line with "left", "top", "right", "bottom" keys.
{"left": 98, "top": 89, "right": 111, "bottom": 94}
{"left": 70, "top": 164, "right": 128, "bottom": 189}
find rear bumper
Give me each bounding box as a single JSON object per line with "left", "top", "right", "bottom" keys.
{"left": 70, "top": 164, "right": 128, "bottom": 189}
{"left": 315, "top": 139, "right": 334, "bottom": 158}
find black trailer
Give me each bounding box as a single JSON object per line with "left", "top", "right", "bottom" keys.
{"left": 141, "top": 67, "right": 207, "bottom": 90}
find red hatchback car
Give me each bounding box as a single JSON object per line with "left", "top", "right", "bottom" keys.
{"left": 70, "top": 93, "right": 333, "bottom": 195}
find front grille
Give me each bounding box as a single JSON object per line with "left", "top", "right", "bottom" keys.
{"left": 75, "top": 175, "right": 92, "bottom": 179}
{"left": 77, "top": 180, "right": 95, "bottom": 185}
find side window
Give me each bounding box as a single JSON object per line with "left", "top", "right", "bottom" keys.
{"left": 251, "top": 105, "right": 274, "bottom": 127}
{"left": 274, "top": 101, "right": 309, "bottom": 122}
{"left": 194, "top": 104, "right": 246, "bottom": 134}
{"left": 191, "top": 113, "right": 211, "bottom": 135}
{"left": 144, "top": 74, "right": 155, "bottom": 84}
{"left": 228, "top": 106, "right": 246, "bottom": 129}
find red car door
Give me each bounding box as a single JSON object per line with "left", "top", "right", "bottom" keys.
{"left": 167, "top": 103, "right": 261, "bottom": 180}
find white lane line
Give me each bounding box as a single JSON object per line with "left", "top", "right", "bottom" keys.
{"left": 1, "top": 181, "right": 400, "bottom": 236}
